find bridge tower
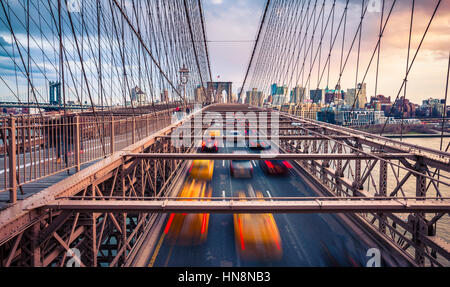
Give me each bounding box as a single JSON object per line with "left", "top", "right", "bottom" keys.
{"left": 206, "top": 82, "right": 232, "bottom": 103}
{"left": 49, "top": 81, "right": 61, "bottom": 105}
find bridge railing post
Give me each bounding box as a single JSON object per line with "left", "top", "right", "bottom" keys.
{"left": 110, "top": 116, "right": 115, "bottom": 154}
{"left": 146, "top": 114, "right": 149, "bottom": 137}
{"left": 352, "top": 141, "right": 363, "bottom": 194}
{"left": 132, "top": 117, "right": 136, "bottom": 144}
{"left": 8, "top": 115, "right": 17, "bottom": 203}
{"left": 74, "top": 115, "right": 80, "bottom": 172}
{"left": 378, "top": 158, "right": 387, "bottom": 234}
{"left": 413, "top": 159, "right": 427, "bottom": 266}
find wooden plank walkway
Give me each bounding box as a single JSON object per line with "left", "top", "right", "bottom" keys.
{"left": 0, "top": 160, "right": 100, "bottom": 210}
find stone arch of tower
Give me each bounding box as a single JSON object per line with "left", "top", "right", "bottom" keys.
{"left": 206, "top": 82, "right": 233, "bottom": 103}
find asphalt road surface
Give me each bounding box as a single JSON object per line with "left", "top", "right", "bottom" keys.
{"left": 146, "top": 143, "right": 412, "bottom": 267}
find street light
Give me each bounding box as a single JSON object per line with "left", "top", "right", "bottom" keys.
{"left": 179, "top": 65, "right": 189, "bottom": 108}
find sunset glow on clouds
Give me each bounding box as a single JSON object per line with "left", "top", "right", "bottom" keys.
{"left": 204, "top": 0, "right": 450, "bottom": 103}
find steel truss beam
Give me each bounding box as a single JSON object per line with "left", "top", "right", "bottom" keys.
{"left": 128, "top": 152, "right": 414, "bottom": 160}
{"left": 278, "top": 112, "right": 450, "bottom": 171}
{"left": 159, "top": 135, "right": 354, "bottom": 140}
{"left": 269, "top": 109, "right": 450, "bottom": 266}
{"left": 47, "top": 198, "right": 450, "bottom": 214}
{"left": 1, "top": 104, "right": 449, "bottom": 267}
{"left": 0, "top": 105, "right": 208, "bottom": 266}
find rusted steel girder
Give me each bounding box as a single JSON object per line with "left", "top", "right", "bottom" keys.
{"left": 2, "top": 104, "right": 449, "bottom": 267}
{"left": 46, "top": 198, "right": 450, "bottom": 214}
{"left": 278, "top": 112, "right": 450, "bottom": 169}
{"left": 158, "top": 135, "right": 354, "bottom": 140}
{"left": 127, "top": 152, "right": 414, "bottom": 160}
{"left": 0, "top": 106, "right": 207, "bottom": 247}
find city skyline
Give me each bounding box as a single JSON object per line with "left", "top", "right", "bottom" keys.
{"left": 245, "top": 81, "right": 436, "bottom": 107}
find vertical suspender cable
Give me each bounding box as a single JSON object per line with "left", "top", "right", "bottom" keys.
{"left": 238, "top": 0, "right": 271, "bottom": 103}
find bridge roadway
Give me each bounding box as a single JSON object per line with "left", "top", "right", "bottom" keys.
{"left": 137, "top": 143, "right": 413, "bottom": 267}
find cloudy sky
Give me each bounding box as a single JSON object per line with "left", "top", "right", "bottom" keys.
{"left": 203, "top": 0, "right": 266, "bottom": 94}
{"left": 203, "top": 0, "right": 450, "bottom": 104}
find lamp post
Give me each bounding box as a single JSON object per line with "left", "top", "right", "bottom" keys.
{"left": 179, "top": 65, "right": 189, "bottom": 111}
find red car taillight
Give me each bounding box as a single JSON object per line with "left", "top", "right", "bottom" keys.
{"left": 283, "top": 161, "right": 293, "bottom": 169}
{"left": 265, "top": 160, "right": 274, "bottom": 169}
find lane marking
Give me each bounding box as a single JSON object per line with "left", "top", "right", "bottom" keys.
{"left": 247, "top": 184, "right": 256, "bottom": 197}
{"left": 164, "top": 243, "right": 175, "bottom": 267}
{"left": 148, "top": 232, "right": 166, "bottom": 267}
{"left": 266, "top": 190, "right": 273, "bottom": 201}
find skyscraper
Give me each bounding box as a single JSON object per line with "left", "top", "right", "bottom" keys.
{"left": 246, "top": 88, "right": 264, "bottom": 106}
{"left": 131, "top": 86, "right": 147, "bottom": 106}
{"left": 271, "top": 84, "right": 288, "bottom": 106}
{"left": 310, "top": 89, "right": 323, "bottom": 104}
{"left": 161, "top": 89, "right": 169, "bottom": 103}
{"left": 290, "top": 86, "right": 305, "bottom": 104}
{"left": 345, "top": 83, "right": 367, "bottom": 109}
{"left": 194, "top": 86, "right": 206, "bottom": 103}
{"left": 357, "top": 83, "right": 367, "bottom": 109}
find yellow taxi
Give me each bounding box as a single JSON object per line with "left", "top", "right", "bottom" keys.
{"left": 189, "top": 160, "right": 214, "bottom": 181}
{"left": 164, "top": 178, "right": 212, "bottom": 245}
{"left": 233, "top": 191, "right": 283, "bottom": 261}
{"left": 208, "top": 130, "right": 221, "bottom": 137}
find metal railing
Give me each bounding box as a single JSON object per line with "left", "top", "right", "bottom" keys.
{"left": 269, "top": 109, "right": 450, "bottom": 266}
{"left": 0, "top": 105, "right": 193, "bottom": 203}
{"left": 49, "top": 196, "right": 450, "bottom": 213}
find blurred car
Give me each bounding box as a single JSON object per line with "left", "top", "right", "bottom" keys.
{"left": 248, "top": 138, "right": 271, "bottom": 150}
{"left": 201, "top": 130, "right": 220, "bottom": 152}
{"left": 201, "top": 138, "right": 219, "bottom": 152}
{"left": 259, "top": 160, "right": 292, "bottom": 176}
{"left": 189, "top": 160, "right": 214, "bottom": 181}
{"left": 230, "top": 151, "right": 253, "bottom": 178}
{"left": 233, "top": 191, "right": 282, "bottom": 261}
{"left": 208, "top": 130, "right": 221, "bottom": 137}
{"left": 165, "top": 179, "right": 212, "bottom": 245}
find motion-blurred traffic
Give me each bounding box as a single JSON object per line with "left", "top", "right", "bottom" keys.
{"left": 164, "top": 124, "right": 286, "bottom": 262}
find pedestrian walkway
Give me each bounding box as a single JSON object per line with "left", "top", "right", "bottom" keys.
{"left": 0, "top": 160, "right": 100, "bottom": 211}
